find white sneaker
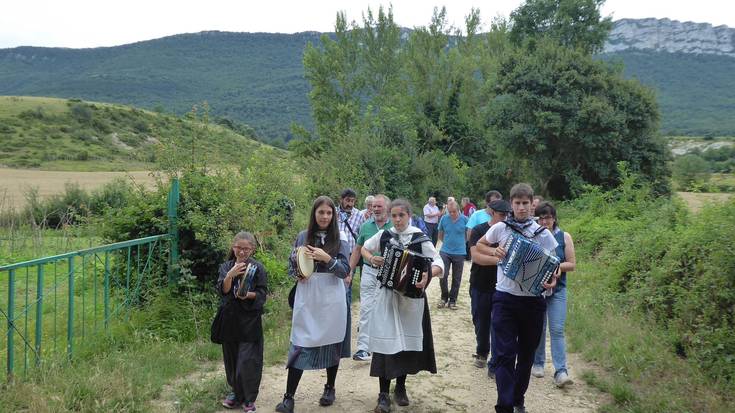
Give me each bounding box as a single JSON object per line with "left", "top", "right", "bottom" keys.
{"left": 531, "top": 365, "right": 545, "bottom": 378}
{"left": 554, "top": 371, "right": 573, "bottom": 388}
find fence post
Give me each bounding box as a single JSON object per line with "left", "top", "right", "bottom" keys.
{"left": 7, "top": 269, "right": 15, "bottom": 379}
{"left": 67, "top": 257, "right": 74, "bottom": 360}
{"left": 167, "top": 178, "right": 180, "bottom": 285}
{"left": 35, "top": 265, "right": 44, "bottom": 366}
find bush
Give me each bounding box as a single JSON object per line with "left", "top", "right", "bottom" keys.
{"left": 563, "top": 172, "right": 735, "bottom": 392}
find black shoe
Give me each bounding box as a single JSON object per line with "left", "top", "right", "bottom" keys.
{"left": 393, "top": 387, "right": 409, "bottom": 406}
{"left": 513, "top": 406, "right": 528, "bottom": 413}
{"left": 319, "top": 385, "right": 336, "bottom": 406}
{"left": 275, "top": 394, "right": 294, "bottom": 413}
{"left": 374, "top": 392, "right": 391, "bottom": 413}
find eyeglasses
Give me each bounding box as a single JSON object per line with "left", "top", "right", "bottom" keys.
{"left": 233, "top": 246, "right": 255, "bottom": 252}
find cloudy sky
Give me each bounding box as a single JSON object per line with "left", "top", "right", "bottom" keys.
{"left": 1, "top": 0, "right": 733, "bottom": 49}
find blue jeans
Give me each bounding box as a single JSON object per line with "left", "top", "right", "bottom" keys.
{"left": 492, "top": 291, "right": 545, "bottom": 412}
{"left": 533, "top": 287, "right": 568, "bottom": 376}
{"left": 470, "top": 287, "right": 497, "bottom": 370}
{"left": 439, "top": 252, "right": 464, "bottom": 304}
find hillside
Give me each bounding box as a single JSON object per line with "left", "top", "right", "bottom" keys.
{"left": 1, "top": 20, "right": 734, "bottom": 139}
{"left": 0, "top": 96, "right": 272, "bottom": 170}
{"left": 0, "top": 31, "right": 320, "bottom": 141}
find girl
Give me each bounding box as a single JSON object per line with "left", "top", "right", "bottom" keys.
{"left": 275, "top": 196, "right": 351, "bottom": 413}
{"left": 216, "top": 231, "right": 268, "bottom": 412}
{"left": 361, "top": 198, "right": 444, "bottom": 413}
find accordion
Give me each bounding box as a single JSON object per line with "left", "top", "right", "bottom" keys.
{"left": 376, "top": 243, "right": 433, "bottom": 299}
{"left": 499, "top": 233, "right": 560, "bottom": 296}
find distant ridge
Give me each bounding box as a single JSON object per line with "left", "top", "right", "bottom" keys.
{"left": 1, "top": 18, "right": 734, "bottom": 139}
{"left": 604, "top": 18, "right": 735, "bottom": 57}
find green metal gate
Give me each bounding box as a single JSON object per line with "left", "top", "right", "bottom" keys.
{"left": 1, "top": 178, "right": 180, "bottom": 381}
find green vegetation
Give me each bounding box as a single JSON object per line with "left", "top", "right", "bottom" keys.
{"left": 0, "top": 96, "right": 269, "bottom": 170}
{"left": 601, "top": 50, "right": 735, "bottom": 136}
{"left": 562, "top": 169, "right": 735, "bottom": 412}
{"left": 295, "top": 3, "right": 668, "bottom": 200}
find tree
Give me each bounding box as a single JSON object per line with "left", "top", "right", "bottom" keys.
{"left": 488, "top": 39, "right": 670, "bottom": 198}
{"left": 509, "top": 0, "right": 612, "bottom": 54}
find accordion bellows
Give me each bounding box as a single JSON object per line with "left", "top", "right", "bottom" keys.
{"left": 377, "top": 243, "right": 432, "bottom": 299}
{"left": 499, "top": 233, "right": 560, "bottom": 296}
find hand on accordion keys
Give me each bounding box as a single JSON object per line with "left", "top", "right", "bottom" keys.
{"left": 414, "top": 271, "right": 429, "bottom": 289}
{"left": 542, "top": 266, "right": 561, "bottom": 291}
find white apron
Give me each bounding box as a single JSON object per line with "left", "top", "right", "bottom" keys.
{"left": 290, "top": 272, "right": 347, "bottom": 347}
{"left": 367, "top": 287, "right": 424, "bottom": 355}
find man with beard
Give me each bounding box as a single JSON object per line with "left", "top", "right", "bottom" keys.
{"left": 337, "top": 188, "right": 366, "bottom": 290}
{"left": 350, "top": 194, "right": 392, "bottom": 361}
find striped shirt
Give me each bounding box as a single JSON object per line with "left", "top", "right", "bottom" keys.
{"left": 337, "top": 206, "right": 365, "bottom": 252}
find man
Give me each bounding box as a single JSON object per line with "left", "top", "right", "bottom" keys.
{"left": 466, "top": 191, "right": 503, "bottom": 258}
{"left": 532, "top": 195, "right": 544, "bottom": 218}
{"left": 461, "top": 197, "right": 477, "bottom": 260}
{"left": 360, "top": 195, "right": 375, "bottom": 220}
{"left": 478, "top": 183, "right": 558, "bottom": 413}
{"left": 437, "top": 200, "right": 468, "bottom": 309}
{"left": 422, "top": 197, "right": 441, "bottom": 245}
{"left": 350, "top": 194, "right": 392, "bottom": 361}
{"left": 337, "top": 188, "right": 366, "bottom": 303}
{"left": 468, "top": 199, "right": 511, "bottom": 378}
{"left": 461, "top": 197, "right": 477, "bottom": 218}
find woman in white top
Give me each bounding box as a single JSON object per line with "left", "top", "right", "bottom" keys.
{"left": 361, "top": 198, "right": 444, "bottom": 413}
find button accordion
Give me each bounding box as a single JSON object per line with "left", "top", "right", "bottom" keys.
{"left": 376, "top": 243, "right": 433, "bottom": 299}
{"left": 499, "top": 233, "right": 560, "bottom": 296}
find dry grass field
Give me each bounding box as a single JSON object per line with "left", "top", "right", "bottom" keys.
{"left": 676, "top": 191, "right": 733, "bottom": 213}
{"left": 0, "top": 167, "right": 158, "bottom": 210}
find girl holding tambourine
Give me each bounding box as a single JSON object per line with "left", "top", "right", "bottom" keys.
{"left": 275, "top": 196, "right": 351, "bottom": 413}
{"left": 214, "top": 231, "right": 268, "bottom": 412}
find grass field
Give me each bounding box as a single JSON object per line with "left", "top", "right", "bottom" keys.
{"left": 676, "top": 191, "right": 733, "bottom": 213}
{"left": 0, "top": 167, "right": 158, "bottom": 210}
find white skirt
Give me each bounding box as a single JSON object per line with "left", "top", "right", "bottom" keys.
{"left": 367, "top": 287, "right": 424, "bottom": 355}
{"left": 290, "top": 272, "right": 347, "bottom": 348}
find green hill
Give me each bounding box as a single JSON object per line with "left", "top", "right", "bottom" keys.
{"left": 0, "top": 96, "right": 272, "bottom": 170}
{"left": 0, "top": 31, "right": 320, "bottom": 141}
{"left": 1, "top": 30, "right": 734, "bottom": 140}
{"left": 600, "top": 51, "right": 735, "bottom": 136}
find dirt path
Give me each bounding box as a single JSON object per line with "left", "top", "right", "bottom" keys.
{"left": 175, "top": 262, "right": 610, "bottom": 413}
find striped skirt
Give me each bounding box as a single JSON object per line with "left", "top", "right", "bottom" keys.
{"left": 286, "top": 303, "right": 351, "bottom": 370}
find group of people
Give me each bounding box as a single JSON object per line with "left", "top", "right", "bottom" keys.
{"left": 212, "top": 183, "right": 576, "bottom": 413}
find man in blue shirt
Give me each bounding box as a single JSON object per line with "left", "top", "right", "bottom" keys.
{"left": 437, "top": 200, "right": 468, "bottom": 309}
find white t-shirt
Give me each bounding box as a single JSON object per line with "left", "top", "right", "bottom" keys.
{"left": 484, "top": 221, "right": 558, "bottom": 296}
{"left": 423, "top": 204, "right": 440, "bottom": 224}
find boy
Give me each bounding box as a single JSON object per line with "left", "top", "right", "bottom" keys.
{"left": 478, "top": 183, "right": 558, "bottom": 413}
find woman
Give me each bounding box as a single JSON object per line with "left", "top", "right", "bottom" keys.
{"left": 361, "top": 199, "right": 444, "bottom": 413}
{"left": 531, "top": 201, "right": 576, "bottom": 388}
{"left": 215, "top": 231, "right": 268, "bottom": 412}
{"left": 275, "top": 196, "right": 351, "bottom": 413}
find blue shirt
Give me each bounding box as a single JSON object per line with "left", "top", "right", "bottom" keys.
{"left": 466, "top": 209, "right": 491, "bottom": 229}
{"left": 438, "top": 214, "right": 468, "bottom": 255}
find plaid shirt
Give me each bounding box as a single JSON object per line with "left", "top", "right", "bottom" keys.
{"left": 337, "top": 206, "right": 365, "bottom": 253}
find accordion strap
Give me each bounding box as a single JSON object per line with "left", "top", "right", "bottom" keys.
{"left": 504, "top": 221, "right": 546, "bottom": 239}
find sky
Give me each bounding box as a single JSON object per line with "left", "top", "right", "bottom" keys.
{"left": 1, "top": 0, "right": 733, "bottom": 49}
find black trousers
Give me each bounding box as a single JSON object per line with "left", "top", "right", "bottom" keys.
{"left": 491, "top": 291, "right": 546, "bottom": 413}
{"left": 222, "top": 338, "right": 264, "bottom": 404}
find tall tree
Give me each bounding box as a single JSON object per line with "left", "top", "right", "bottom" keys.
{"left": 488, "top": 39, "right": 670, "bottom": 198}
{"left": 509, "top": 0, "right": 612, "bottom": 54}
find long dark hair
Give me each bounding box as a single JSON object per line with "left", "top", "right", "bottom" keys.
{"left": 306, "top": 196, "right": 341, "bottom": 256}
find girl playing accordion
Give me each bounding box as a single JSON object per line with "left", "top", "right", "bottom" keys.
{"left": 361, "top": 198, "right": 444, "bottom": 413}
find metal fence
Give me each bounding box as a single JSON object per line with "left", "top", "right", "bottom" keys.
{"left": 1, "top": 179, "right": 179, "bottom": 381}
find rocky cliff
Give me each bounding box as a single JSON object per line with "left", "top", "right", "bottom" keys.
{"left": 604, "top": 18, "right": 735, "bottom": 57}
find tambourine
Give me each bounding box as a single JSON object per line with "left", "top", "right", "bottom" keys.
{"left": 295, "top": 246, "right": 315, "bottom": 280}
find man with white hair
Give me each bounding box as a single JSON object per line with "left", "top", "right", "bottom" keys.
{"left": 422, "top": 196, "right": 441, "bottom": 245}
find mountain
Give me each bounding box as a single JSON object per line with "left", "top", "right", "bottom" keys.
{"left": 604, "top": 18, "right": 735, "bottom": 57}
{"left": 1, "top": 19, "right": 733, "bottom": 140}
{"left": 601, "top": 19, "right": 735, "bottom": 136}
{"left": 0, "top": 31, "right": 322, "bottom": 142}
